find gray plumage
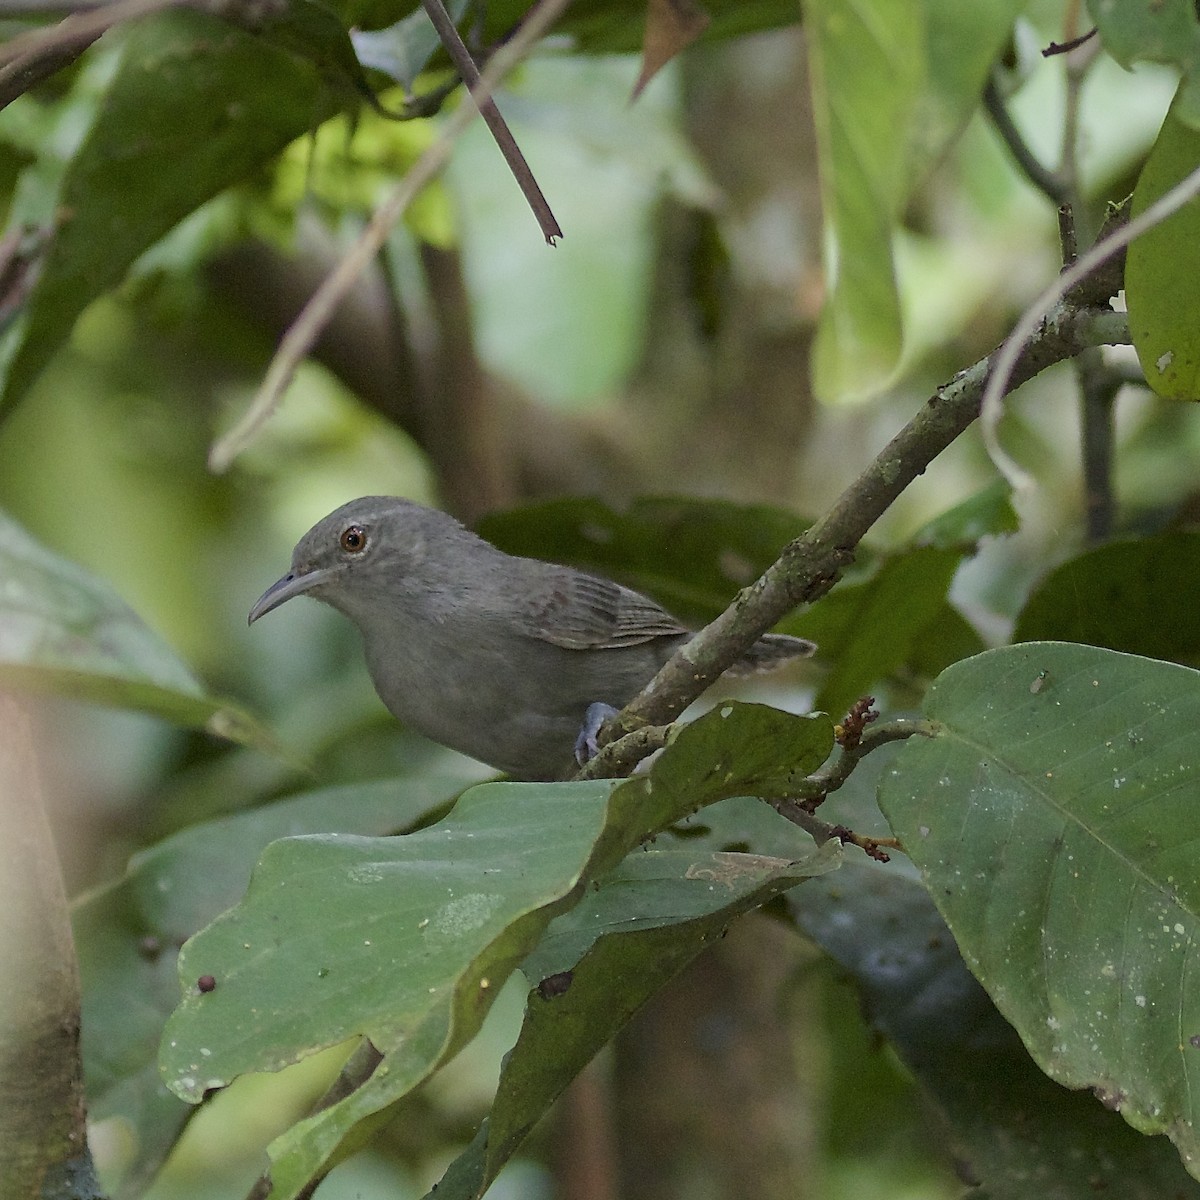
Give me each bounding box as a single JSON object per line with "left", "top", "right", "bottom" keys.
{"left": 249, "top": 496, "right": 815, "bottom": 780}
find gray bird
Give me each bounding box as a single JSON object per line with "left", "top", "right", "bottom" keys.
{"left": 249, "top": 497, "right": 816, "bottom": 780}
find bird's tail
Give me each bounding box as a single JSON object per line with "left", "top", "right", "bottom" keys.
{"left": 727, "top": 632, "right": 817, "bottom": 676}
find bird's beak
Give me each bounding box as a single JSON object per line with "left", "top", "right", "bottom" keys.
{"left": 248, "top": 566, "right": 338, "bottom": 625}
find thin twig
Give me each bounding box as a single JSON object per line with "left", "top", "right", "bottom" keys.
{"left": 0, "top": 0, "right": 178, "bottom": 69}
{"left": 979, "top": 165, "right": 1200, "bottom": 491}
{"left": 1055, "top": 18, "right": 1119, "bottom": 541}
{"left": 982, "top": 75, "right": 1067, "bottom": 206}
{"left": 1042, "top": 29, "right": 1097, "bottom": 58}
{"left": 208, "top": 0, "right": 572, "bottom": 473}
{"left": 767, "top": 799, "right": 903, "bottom": 862}
{"left": 790, "top": 718, "right": 933, "bottom": 808}
{"left": 420, "top": 0, "right": 562, "bottom": 244}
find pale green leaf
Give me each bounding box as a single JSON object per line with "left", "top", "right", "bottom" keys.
{"left": 0, "top": 509, "right": 271, "bottom": 748}
{"left": 1125, "top": 91, "right": 1200, "bottom": 400}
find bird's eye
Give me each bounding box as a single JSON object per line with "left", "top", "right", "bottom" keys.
{"left": 340, "top": 525, "right": 368, "bottom": 554}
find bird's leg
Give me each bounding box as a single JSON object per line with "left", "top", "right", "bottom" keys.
{"left": 574, "top": 702, "right": 620, "bottom": 766}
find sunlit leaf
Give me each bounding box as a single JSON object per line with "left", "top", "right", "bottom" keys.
{"left": 1125, "top": 92, "right": 1200, "bottom": 400}
{"left": 806, "top": 0, "right": 1023, "bottom": 402}
{"left": 0, "top": 509, "right": 272, "bottom": 748}
{"left": 0, "top": 7, "right": 332, "bottom": 413}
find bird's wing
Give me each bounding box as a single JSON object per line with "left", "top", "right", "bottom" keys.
{"left": 517, "top": 570, "right": 689, "bottom": 651}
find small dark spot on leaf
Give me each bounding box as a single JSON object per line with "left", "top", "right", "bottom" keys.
{"left": 137, "top": 935, "right": 163, "bottom": 960}
{"left": 538, "top": 971, "right": 573, "bottom": 1000}
{"left": 197, "top": 974, "right": 216, "bottom": 993}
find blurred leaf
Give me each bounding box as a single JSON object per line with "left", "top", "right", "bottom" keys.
{"left": 0, "top": 508, "right": 274, "bottom": 749}
{"left": 161, "top": 702, "right": 832, "bottom": 1197}
{"left": 906, "top": 602, "right": 986, "bottom": 683}
{"left": 478, "top": 495, "right": 810, "bottom": 626}
{"left": 253, "top": 0, "right": 390, "bottom": 114}
{"left": 77, "top": 773, "right": 473, "bottom": 1199}
{"left": 1125, "top": 92, "right": 1200, "bottom": 399}
{"left": 1088, "top": 0, "right": 1200, "bottom": 127}
{"left": 916, "top": 1, "right": 1028, "bottom": 162}
{"left": 807, "top": 0, "right": 1022, "bottom": 401}
{"left": 351, "top": 0, "right": 468, "bottom": 92}
{"left": 0, "top": 7, "right": 333, "bottom": 412}
{"left": 807, "top": 0, "right": 921, "bottom": 401}
{"left": 432, "top": 806, "right": 842, "bottom": 1200}
{"left": 879, "top": 642, "right": 1200, "bottom": 1180}
{"left": 1013, "top": 530, "right": 1200, "bottom": 665}
{"left": 789, "top": 544, "right": 974, "bottom": 716}
{"left": 912, "top": 480, "right": 1018, "bottom": 549}
{"left": 794, "top": 862, "right": 1200, "bottom": 1199}
{"left": 633, "top": 0, "right": 712, "bottom": 99}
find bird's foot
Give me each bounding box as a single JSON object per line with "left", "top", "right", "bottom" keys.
{"left": 574, "top": 702, "right": 620, "bottom": 766}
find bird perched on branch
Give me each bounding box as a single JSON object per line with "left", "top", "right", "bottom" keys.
{"left": 249, "top": 497, "right": 816, "bottom": 780}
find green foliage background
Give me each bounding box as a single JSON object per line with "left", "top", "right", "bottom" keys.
{"left": 5, "top": 1, "right": 1200, "bottom": 1198}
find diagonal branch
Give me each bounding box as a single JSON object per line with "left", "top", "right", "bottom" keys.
{"left": 584, "top": 303, "right": 1130, "bottom": 779}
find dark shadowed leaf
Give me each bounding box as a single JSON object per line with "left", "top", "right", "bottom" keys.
{"left": 1013, "top": 530, "right": 1200, "bottom": 665}
{"left": 788, "top": 544, "right": 980, "bottom": 716}
{"left": 478, "top": 495, "right": 810, "bottom": 626}
{"left": 794, "top": 862, "right": 1200, "bottom": 1199}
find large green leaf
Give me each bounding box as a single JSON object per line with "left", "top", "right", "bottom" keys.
{"left": 430, "top": 799, "right": 842, "bottom": 1200}
{"left": 1013, "top": 530, "right": 1200, "bottom": 665}
{"left": 77, "top": 774, "right": 472, "bottom": 1198}
{"left": 1124, "top": 92, "right": 1200, "bottom": 400}
{"left": 879, "top": 642, "right": 1200, "bottom": 1180}
{"left": 0, "top": 6, "right": 332, "bottom": 412}
{"left": 795, "top": 862, "right": 1200, "bottom": 1199}
{"left": 0, "top": 509, "right": 270, "bottom": 748}
{"left": 160, "top": 702, "right": 833, "bottom": 1198}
